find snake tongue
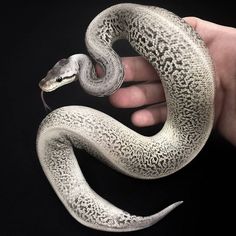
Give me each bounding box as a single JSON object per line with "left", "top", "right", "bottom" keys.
{"left": 40, "top": 90, "right": 52, "bottom": 112}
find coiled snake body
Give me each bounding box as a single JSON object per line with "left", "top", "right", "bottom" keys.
{"left": 37, "top": 3, "right": 215, "bottom": 232}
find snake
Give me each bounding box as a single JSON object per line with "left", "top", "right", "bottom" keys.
{"left": 36, "top": 3, "right": 215, "bottom": 232}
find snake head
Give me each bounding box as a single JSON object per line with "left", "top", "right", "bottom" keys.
{"left": 39, "top": 58, "right": 78, "bottom": 92}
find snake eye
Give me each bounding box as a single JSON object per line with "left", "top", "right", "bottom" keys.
{"left": 56, "top": 77, "right": 63, "bottom": 82}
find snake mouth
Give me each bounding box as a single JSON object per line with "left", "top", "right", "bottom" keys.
{"left": 38, "top": 80, "right": 55, "bottom": 92}
{"left": 40, "top": 87, "right": 54, "bottom": 92}
{"left": 39, "top": 80, "right": 48, "bottom": 91}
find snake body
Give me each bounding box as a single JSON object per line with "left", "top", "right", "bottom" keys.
{"left": 37, "top": 3, "right": 215, "bottom": 232}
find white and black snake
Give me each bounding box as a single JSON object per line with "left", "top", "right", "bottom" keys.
{"left": 37, "top": 3, "right": 215, "bottom": 232}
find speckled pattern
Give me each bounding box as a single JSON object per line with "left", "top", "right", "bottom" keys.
{"left": 37, "top": 3, "right": 215, "bottom": 232}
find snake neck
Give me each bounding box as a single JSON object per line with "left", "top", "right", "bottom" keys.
{"left": 69, "top": 54, "right": 97, "bottom": 94}
{"left": 70, "top": 51, "right": 124, "bottom": 97}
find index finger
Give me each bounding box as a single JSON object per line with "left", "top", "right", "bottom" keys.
{"left": 96, "top": 56, "right": 160, "bottom": 82}
{"left": 122, "top": 56, "right": 160, "bottom": 82}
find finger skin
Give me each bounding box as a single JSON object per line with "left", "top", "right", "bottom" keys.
{"left": 132, "top": 103, "right": 167, "bottom": 127}
{"left": 122, "top": 57, "right": 159, "bottom": 82}
{"left": 108, "top": 56, "right": 166, "bottom": 127}
{"left": 110, "top": 82, "right": 165, "bottom": 108}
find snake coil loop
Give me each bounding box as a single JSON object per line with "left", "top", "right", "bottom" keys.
{"left": 37, "top": 3, "right": 214, "bottom": 232}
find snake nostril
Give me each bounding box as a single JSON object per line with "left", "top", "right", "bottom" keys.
{"left": 39, "top": 80, "right": 45, "bottom": 90}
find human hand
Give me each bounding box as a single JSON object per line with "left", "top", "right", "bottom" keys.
{"left": 109, "top": 17, "right": 236, "bottom": 146}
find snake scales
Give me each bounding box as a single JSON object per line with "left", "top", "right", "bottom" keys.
{"left": 37, "top": 3, "right": 215, "bottom": 232}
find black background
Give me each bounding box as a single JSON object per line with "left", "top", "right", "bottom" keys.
{"left": 3, "top": 0, "right": 235, "bottom": 235}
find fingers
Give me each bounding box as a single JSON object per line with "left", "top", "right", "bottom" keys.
{"left": 96, "top": 56, "right": 159, "bottom": 81}
{"left": 108, "top": 56, "right": 166, "bottom": 127}
{"left": 131, "top": 103, "right": 167, "bottom": 127}
{"left": 96, "top": 56, "right": 159, "bottom": 82}
{"left": 122, "top": 57, "right": 159, "bottom": 82}
{"left": 110, "top": 82, "right": 165, "bottom": 108}
{"left": 95, "top": 64, "right": 105, "bottom": 77}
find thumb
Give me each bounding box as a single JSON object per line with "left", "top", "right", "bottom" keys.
{"left": 183, "top": 17, "right": 219, "bottom": 44}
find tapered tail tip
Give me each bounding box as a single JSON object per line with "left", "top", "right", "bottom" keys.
{"left": 151, "top": 200, "right": 184, "bottom": 222}
{"left": 124, "top": 200, "right": 184, "bottom": 232}
{"left": 175, "top": 200, "right": 184, "bottom": 206}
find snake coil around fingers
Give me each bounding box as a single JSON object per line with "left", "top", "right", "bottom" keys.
{"left": 37, "top": 3, "right": 215, "bottom": 232}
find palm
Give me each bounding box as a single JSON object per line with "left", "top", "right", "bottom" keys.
{"left": 186, "top": 17, "right": 236, "bottom": 145}
{"left": 109, "top": 17, "right": 236, "bottom": 146}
